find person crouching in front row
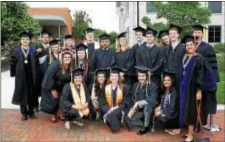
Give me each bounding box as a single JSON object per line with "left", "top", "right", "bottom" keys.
{"left": 61, "top": 68, "right": 91, "bottom": 129}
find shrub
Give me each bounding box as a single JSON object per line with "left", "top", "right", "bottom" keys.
{"left": 214, "top": 43, "right": 225, "bottom": 54}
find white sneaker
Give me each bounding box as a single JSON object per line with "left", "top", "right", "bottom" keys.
{"left": 65, "top": 121, "right": 71, "bottom": 130}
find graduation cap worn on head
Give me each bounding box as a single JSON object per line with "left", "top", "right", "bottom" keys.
{"left": 71, "top": 68, "right": 84, "bottom": 77}
{"left": 95, "top": 68, "right": 109, "bottom": 76}
{"left": 85, "top": 27, "right": 95, "bottom": 34}
{"left": 60, "top": 49, "right": 73, "bottom": 56}
{"left": 76, "top": 43, "right": 88, "bottom": 51}
{"left": 117, "top": 32, "right": 126, "bottom": 39}
{"left": 20, "top": 31, "right": 32, "bottom": 39}
{"left": 41, "top": 30, "right": 51, "bottom": 36}
{"left": 192, "top": 25, "right": 207, "bottom": 32}
{"left": 169, "top": 24, "right": 182, "bottom": 33}
{"left": 99, "top": 33, "right": 110, "bottom": 41}
{"left": 181, "top": 35, "right": 195, "bottom": 44}
{"left": 158, "top": 29, "right": 169, "bottom": 38}
{"left": 110, "top": 67, "right": 124, "bottom": 74}
{"left": 64, "top": 34, "right": 73, "bottom": 39}
{"left": 135, "top": 66, "right": 150, "bottom": 73}
{"left": 145, "top": 27, "right": 158, "bottom": 36}
{"left": 133, "top": 26, "right": 145, "bottom": 35}
{"left": 50, "top": 38, "right": 60, "bottom": 45}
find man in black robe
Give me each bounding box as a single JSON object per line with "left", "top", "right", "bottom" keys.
{"left": 136, "top": 27, "right": 163, "bottom": 100}
{"left": 192, "top": 25, "right": 220, "bottom": 129}
{"left": 89, "top": 33, "right": 116, "bottom": 73}
{"left": 35, "top": 31, "right": 51, "bottom": 110}
{"left": 163, "top": 24, "right": 186, "bottom": 91}
{"left": 158, "top": 29, "right": 170, "bottom": 47}
{"left": 131, "top": 26, "right": 146, "bottom": 66}
{"left": 60, "top": 68, "right": 91, "bottom": 129}
{"left": 10, "top": 31, "right": 38, "bottom": 121}
{"left": 126, "top": 66, "right": 158, "bottom": 135}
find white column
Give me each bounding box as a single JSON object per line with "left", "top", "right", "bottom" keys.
{"left": 58, "top": 24, "right": 61, "bottom": 38}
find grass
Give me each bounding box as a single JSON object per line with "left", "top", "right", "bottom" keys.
{"left": 217, "top": 71, "right": 225, "bottom": 104}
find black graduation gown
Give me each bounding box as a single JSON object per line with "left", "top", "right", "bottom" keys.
{"left": 136, "top": 44, "right": 163, "bottom": 88}
{"left": 116, "top": 49, "right": 135, "bottom": 85}
{"left": 179, "top": 54, "right": 204, "bottom": 127}
{"left": 98, "top": 85, "right": 130, "bottom": 131}
{"left": 131, "top": 42, "right": 146, "bottom": 66}
{"left": 10, "top": 47, "right": 38, "bottom": 106}
{"left": 40, "top": 60, "right": 71, "bottom": 114}
{"left": 127, "top": 82, "right": 158, "bottom": 127}
{"left": 87, "top": 42, "right": 95, "bottom": 59}
{"left": 89, "top": 47, "right": 116, "bottom": 73}
{"left": 60, "top": 83, "right": 91, "bottom": 121}
{"left": 155, "top": 88, "right": 179, "bottom": 129}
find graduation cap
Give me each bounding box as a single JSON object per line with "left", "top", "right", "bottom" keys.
{"left": 85, "top": 27, "right": 95, "bottom": 34}
{"left": 134, "top": 66, "right": 150, "bottom": 73}
{"left": 158, "top": 29, "right": 169, "bottom": 38}
{"left": 192, "top": 24, "right": 207, "bottom": 32}
{"left": 76, "top": 43, "right": 88, "bottom": 51}
{"left": 169, "top": 24, "right": 182, "bottom": 33}
{"left": 64, "top": 34, "right": 73, "bottom": 39}
{"left": 60, "top": 49, "right": 74, "bottom": 56}
{"left": 117, "top": 32, "right": 126, "bottom": 39}
{"left": 41, "top": 30, "right": 51, "bottom": 36}
{"left": 95, "top": 68, "right": 109, "bottom": 76}
{"left": 181, "top": 35, "right": 195, "bottom": 44}
{"left": 71, "top": 68, "right": 84, "bottom": 77}
{"left": 110, "top": 67, "right": 124, "bottom": 74}
{"left": 133, "top": 26, "right": 145, "bottom": 35}
{"left": 50, "top": 38, "right": 60, "bottom": 45}
{"left": 145, "top": 27, "right": 158, "bottom": 36}
{"left": 99, "top": 33, "right": 110, "bottom": 41}
{"left": 20, "top": 31, "right": 32, "bottom": 39}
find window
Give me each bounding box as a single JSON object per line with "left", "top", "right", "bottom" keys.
{"left": 208, "top": 2, "right": 222, "bottom": 13}
{"left": 146, "top": 2, "right": 157, "bottom": 13}
{"left": 208, "top": 26, "right": 221, "bottom": 43}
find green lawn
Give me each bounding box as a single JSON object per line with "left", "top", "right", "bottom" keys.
{"left": 217, "top": 71, "right": 225, "bottom": 104}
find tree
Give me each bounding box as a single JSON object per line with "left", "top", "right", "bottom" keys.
{"left": 150, "top": 2, "right": 211, "bottom": 36}
{"left": 1, "top": 2, "right": 41, "bottom": 58}
{"left": 142, "top": 16, "right": 168, "bottom": 31}
{"left": 73, "top": 10, "right": 92, "bottom": 42}
{"left": 109, "top": 31, "right": 117, "bottom": 48}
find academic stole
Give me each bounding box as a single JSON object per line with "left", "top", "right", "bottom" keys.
{"left": 70, "top": 83, "right": 89, "bottom": 117}
{"left": 105, "top": 84, "right": 123, "bottom": 108}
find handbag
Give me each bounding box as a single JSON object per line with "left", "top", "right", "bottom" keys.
{"left": 194, "top": 100, "right": 211, "bottom": 142}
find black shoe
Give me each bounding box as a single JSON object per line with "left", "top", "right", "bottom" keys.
{"left": 21, "top": 115, "right": 28, "bottom": 121}
{"left": 124, "top": 116, "right": 132, "bottom": 131}
{"left": 29, "top": 114, "right": 37, "bottom": 119}
{"left": 137, "top": 126, "right": 150, "bottom": 135}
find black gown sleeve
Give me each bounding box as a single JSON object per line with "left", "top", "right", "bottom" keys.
{"left": 61, "top": 83, "right": 73, "bottom": 111}
{"left": 196, "top": 55, "right": 204, "bottom": 90}
{"left": 150, "top": 47, "right": 163, "bottom": 73}
{"left": 125, "top": 49, "right": 135, "bottom": 72}
{"left": 10, "top": 50, "right": 17, "bottom": 77}
{"left": 41, "top": 60, "right": 60, "bottom": 90}
{"left": 98, "top": 88, "right": 110, "bottom": 114}
{"left": 110, "top": 49, "right": 117, "bottom": 67}
{"left": 146, "top": 83, "right": 158, "bottom": 108}
{"left": 89, "top": 50, "right": 96, "bottom": 73}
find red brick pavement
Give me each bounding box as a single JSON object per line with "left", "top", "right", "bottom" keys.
{"left": 1, "top": 109, "right": 224, "bottom": 142}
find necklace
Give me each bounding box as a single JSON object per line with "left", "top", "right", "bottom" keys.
{"left": 21, "top": 47, "right": 30, "bottom": 64}
{"left": 182, "top": 54, "right": 193, "bottom": 76}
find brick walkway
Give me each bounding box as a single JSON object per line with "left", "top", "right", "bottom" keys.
{"left": 1, "top": 109, "right": 224, "bottom": 142}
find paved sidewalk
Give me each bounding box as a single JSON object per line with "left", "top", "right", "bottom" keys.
{"left": 1, "top": 109, "right": 224, "bottom": 142}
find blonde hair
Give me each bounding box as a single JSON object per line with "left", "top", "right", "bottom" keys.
{"left": 107, "top": 73, "right": 124, "bottom": 91}
{"left": 116, "top": 38, "right": 130, "bottom": 52}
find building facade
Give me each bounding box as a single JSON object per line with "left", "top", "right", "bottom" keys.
{"left": 27, "top": 8, "right": 73, "bottom": 38}
{"left": 116, "top": 2, "right": 225, "bottom": 45}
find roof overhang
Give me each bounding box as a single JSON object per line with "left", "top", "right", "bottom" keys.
{"left": 31, "top": 15, "right": 67, "bottom": 26}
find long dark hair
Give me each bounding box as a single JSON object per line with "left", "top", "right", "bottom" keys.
{"left": 162, "top": 74, "right": 175, "bottom": 93}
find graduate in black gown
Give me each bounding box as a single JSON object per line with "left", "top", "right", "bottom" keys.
{"left": 179, "top": 36, "right": 206, "bottom": 142}
{"left": 192, "top": 25, "right": 220, "bottom": 128}
{"left": 41, "top": 50, "right": 73, "bottom": 122}
{"left": 99, "top": 67, "right": 130, "bottom": 132}
{"left": 154, "top": 75, "right": 180, "bottom": 135}
{"left": 158, "top": 29, "right": 170, "bottom": 47}
{"left": 115, "top": 32, "right": 135, "bottom": 86}
{"left": 63, "top": 34, "right": 75, "bottom": 50}
{"left": 75, "top": 43, "right": 89, "bottom": 83}
{"left": 10, "top": 31, "right": 38, "bottom": 121}
{"left": 61, "top": 68, "right": 91, "bottom": 129}
{"left": 84, "top": 27, "right": 100, "bottom": 59}
{"left": 126, "top": 66, "right": 158, "bottom": 135}
{"left": 36, "top": 31, "right": 51, "bottom": 98}
{"left": 132, "top": 26, "right": 146, "bottom": 66}
{"left": 136, "top": 27, "right": 163, "bottom": 101}
{"left": 89, "top": 68, "right": 108, "bottom": 120}
{"left": 89, "top": 33, "right": 116, "bottom": 73}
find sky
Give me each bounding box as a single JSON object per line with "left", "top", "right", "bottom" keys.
{"left": 25, "top": 2, "right": 119, "bottom": 32}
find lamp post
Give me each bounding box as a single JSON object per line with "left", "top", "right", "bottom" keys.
{"left": 137, "top": 1, "right": 139, "bottom": 26}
